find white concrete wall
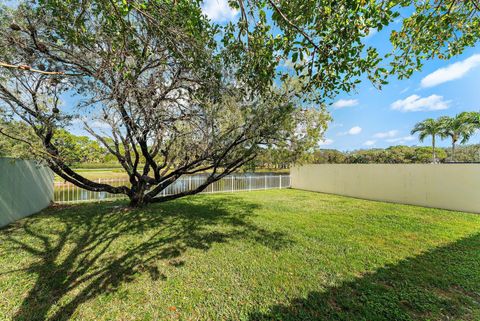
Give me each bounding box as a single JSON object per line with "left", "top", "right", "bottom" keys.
{"left": 291, "top": 164, "right": 480, "bottom": 213}
{"left": 0, "top": 158, "right": 54, "bottom": 227}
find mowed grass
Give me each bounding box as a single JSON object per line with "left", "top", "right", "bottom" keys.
{"left": 1, "top": 189, "right": 479, "bottom": 321}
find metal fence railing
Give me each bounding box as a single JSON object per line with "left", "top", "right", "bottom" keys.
{"left": 54, "top": 174, "right": 290, "bottom": 204}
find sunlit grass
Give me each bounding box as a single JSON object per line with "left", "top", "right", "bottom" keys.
{"left": 1, "top": 189, "right": 479, "bottom": 320}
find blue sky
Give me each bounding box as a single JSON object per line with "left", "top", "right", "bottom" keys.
{"left": 324, "top": 34, "right": 480, "bottom": 151}
{"left": 202, "top": 0, "right": 480, "bottom": 151}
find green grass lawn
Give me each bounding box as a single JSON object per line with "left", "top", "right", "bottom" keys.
{"left": 1, "top": 189, "right": 479, "bottom": 321}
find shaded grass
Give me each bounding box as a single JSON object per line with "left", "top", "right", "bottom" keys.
{"left": 0, "top": 189, "right": 479, "bottom": 320}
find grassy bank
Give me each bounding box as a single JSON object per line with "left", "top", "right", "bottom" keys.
{"left": 54, "top": 168, "right": 128, "bottom": 182}
{"left": 1, "top": 189, "right": 479, "bottom": 320}
{"left": 54, "top": 168, "right": 290, "bottom": 182}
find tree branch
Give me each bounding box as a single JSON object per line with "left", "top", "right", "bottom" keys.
{"left": 0, "top": 61, "right": 65, "bottom": 75}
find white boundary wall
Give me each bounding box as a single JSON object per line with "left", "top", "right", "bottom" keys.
{"left": 0, "top": 158, "right": 54, "bottom": 227}
{"left": 291, "top": 164, "right": 480, "bottom": 213}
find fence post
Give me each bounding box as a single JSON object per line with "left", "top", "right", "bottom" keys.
{"left": 231, "top": 176, "right": 234, "bottom": 191}
{"left": 279, "top": 175, "right": 282, "bottom": 189}
{"left": 264, "top": 175, "right": 267, "bottom": 190}
{"left": 249, "top": 176, "right": 252, "bottom": 191}
{"left": 189, "top": 176, "right": 192, "bottom": 191}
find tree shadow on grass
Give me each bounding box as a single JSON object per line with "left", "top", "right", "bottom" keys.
{"left": 248, "top": 233, "right": 480, "bottom": 321}
{"left": 0, "top": 195, "right": 292, "bottom": 321}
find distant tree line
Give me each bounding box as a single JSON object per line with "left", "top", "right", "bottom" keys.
{"left": 242, "top": 143, "right": 480, "bottom": 168}
{"left": 310, "top": 145, "right": 480, "bottom": 164}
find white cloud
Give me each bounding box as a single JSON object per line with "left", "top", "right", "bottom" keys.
{"left": 386, "top": 135, "right": 416, "bottom": 144}
{"left": 318, "top": 138, "right": 334, "bottom": 146}
{"left": 91, "top": 121, "right": 111, "bottom": 129}
{"left": 364, "top": 28, "right": 378, "bottom": 39}
{"left": 202, "top": 0, "right": 239, "bottom": 23}
{"left": 363, "top": 140, "right": 376, "bottom": 146}
{"left": 421, "top": 54, "right": 480, "bottom": 88}
{"left": 390, "top": 94, "right": 450, "bottom": 112}
{"left": 332, "top": 99, "right": 359, "bottom": 109}
{"left": 373, "top": 130, "right": 399, "bottom": 139}
{"left": 347, "top": 126, "right": 362, "bottom": 135}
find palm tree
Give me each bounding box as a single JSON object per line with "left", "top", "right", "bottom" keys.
{"left": 459, "top": 111, "right": 480, "bottom": 161}
{"left": 439, "top": 114, "right": 476, "bottom": 162}
{"left": 411, "top": 118, "right": 442, "bottom": 163}
{"left": 460, "top": 111, "right": 480, "bottom": 134}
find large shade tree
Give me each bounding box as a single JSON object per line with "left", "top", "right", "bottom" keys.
{"left": 0, "top": 0, "right": 479, "bottom": 206}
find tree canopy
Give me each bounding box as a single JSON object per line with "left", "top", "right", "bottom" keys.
{"left": 0, "top": 0, "right": 479, "bottom": 206}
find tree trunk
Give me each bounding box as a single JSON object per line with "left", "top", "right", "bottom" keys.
{"left": 432, "top": 135, "right": 436, "bottom": 163}
{"left": 128, "top": 182, "right": 149, "bottom": 207}
{"left": 129, "top": 194, "right": 147, "bottom": 207}
{"left": 451, "top": 140, "right": 456, "bottom": 162}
